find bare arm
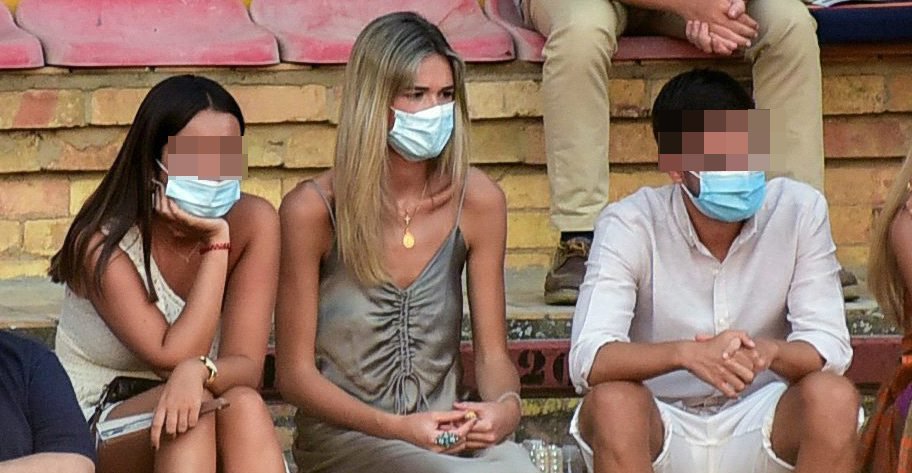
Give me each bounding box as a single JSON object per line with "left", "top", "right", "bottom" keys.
{"left": 456, "top": 170, "right": 522, "bottom": 446}
{"left": 462, "top": 170, "right": 522, "bottom": 404}
{"left": 82, "top": 198, "right": 231, "bottom": 371}
{"left": 0, "top": 453, "right": 94, "bottom": 473}
{"left": 208, "top": 196, "right": 281, "bottom": 393}
{"left": 274, "top": 182, "right": 402, "bottom": 439}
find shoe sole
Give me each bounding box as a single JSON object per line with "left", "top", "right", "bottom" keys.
{"left": 843, "top": 284, "right": 861, "bottom": 302}
{"left": 544, "top": 288, "right": 579, "bottom": 306}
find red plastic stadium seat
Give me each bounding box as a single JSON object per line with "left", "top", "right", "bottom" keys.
{"left": 0, "top": 6, "right": 43, "bottom": 69}
{"left": 15, "top": 0, "right": 279, "bottom": 67}
{"left": 484, "top": 0, "right": 722, "bottom": 63}
{"left": 250, "top": 0, "right": 514, "bottom": 64}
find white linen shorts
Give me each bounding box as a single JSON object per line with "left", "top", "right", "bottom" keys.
{"left": 569, "top": 382, "right": 794, "bottom": 473}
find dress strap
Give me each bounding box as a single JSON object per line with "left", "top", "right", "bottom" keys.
{"left": 307, "top": 180, "right": 336, "bottom": 229}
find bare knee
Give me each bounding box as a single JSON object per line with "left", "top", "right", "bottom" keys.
{"left": 221, "top": 386, "right": 266, "bottom": 412}
{"left": 579, "top": 381, "right": 657, "bottom": 448}
{"left": 797, "top": 372, "right": 860, "bottom": 440}
{"left": 217, "top": 386, "right": 270, "bottom": 421}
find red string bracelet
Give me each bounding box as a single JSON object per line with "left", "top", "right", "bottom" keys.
{"left": 199, "top": 242, "right": 231, "bottom": 255}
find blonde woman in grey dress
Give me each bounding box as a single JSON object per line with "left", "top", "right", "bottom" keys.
{"left": 275, "top": 12, "right": 539, "bottom": 473}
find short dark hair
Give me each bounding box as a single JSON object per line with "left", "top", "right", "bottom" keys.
{"left": 651, "top": 69, "right": 754, "bottom": 142}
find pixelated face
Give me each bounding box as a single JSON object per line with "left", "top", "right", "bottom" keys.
{"left": 163, "top": 135, "right": 247, "bottom": 180}
{"left": 656, "top": 109, "right": 770, "bottom": 172}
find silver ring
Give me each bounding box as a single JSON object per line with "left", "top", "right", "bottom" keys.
{"left": 435, "top": 431, "right": 459, "bottom": 448}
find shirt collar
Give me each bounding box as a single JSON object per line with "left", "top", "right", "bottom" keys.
{"left": 670, "top": 184, "right": 761, "bottom": 252}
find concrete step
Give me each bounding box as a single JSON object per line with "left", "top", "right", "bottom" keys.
{"left": 0, "top": 271, "right": 891, "bottom": 464}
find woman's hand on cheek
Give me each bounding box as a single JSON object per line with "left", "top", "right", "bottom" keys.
{"left": 152, "top": 182, "right": 229, "bottom": 242}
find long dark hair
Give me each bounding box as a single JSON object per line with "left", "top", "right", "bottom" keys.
{"left": 49, "top": 75, "right": 245, "bottom": 301}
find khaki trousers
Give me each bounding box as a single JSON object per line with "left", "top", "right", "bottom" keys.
{"left": 524, "top": 0, "right": 824, "bottom": 232}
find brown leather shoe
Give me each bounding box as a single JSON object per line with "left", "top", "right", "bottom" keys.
{"left": 840, "top": 267, "right": 860, "bottom": 302}
{"left": 544, "top": 237, "right": 591, "bottom": 305}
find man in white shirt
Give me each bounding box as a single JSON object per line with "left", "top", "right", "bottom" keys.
{"left": 568, "top": 69, "right": 859, "bottom": 473}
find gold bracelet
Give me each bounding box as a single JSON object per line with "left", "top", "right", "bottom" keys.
{"left": 199, "top": 356, "right": 218, "bottom": 386}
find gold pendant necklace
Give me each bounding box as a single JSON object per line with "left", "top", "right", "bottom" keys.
{"left": 401, "top": 181, "right": 429, "bottom": 250}
{"left": 402, "top": 215, "right": 416, "bottom": 249}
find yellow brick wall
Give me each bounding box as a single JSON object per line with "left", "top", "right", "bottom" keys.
{"left": 0, "top": 59, "right": 910, "bottom": 279}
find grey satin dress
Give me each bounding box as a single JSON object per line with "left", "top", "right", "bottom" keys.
{"left": 293, "top": 181, "right": 538, "bottom": 473}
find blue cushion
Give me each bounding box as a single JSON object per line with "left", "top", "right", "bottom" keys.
{"left": 811, "top": 2, "right": 912, "bottom": 44}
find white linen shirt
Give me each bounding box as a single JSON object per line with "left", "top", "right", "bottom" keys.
{"left": 569, "top": 178, "right": 852, "bottom": 402}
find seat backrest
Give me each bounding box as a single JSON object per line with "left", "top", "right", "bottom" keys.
{"left": 17, "top": 0, "right": 253, "bottom": 31}
{"left": 251, "top": 0, "right": 468, "bottom": 29}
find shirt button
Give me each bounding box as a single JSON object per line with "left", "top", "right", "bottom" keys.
{"left": 712, "top": 269, "right": 720, "bottom": 276}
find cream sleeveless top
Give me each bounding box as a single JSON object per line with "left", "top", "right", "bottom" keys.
{"left": 55, "top": 226, "right": 219, "bottom": 411}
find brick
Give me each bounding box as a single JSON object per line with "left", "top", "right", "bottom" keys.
{"left": 241, "top": 177, "right": 282, "bottom": 209}
{"left": 828, "top": 205, "right": 872, "bottom": 246}
{"left": 609, "top": 120, "right": 657, "bottom": 164}
{"left": 0, "top": 220, "right": 21, "bottom": 253}
{"left": 507, "top": 211, "right": 558, "bottom": 249}
{"left": 23, "top": 218, "right": 72, "bottom": 257}
{"left": 610, "top": 79, "right": 648, "bottom": 118}
{"left": 822, "top": 75, "right": 885, "bottom": 115}
{"left": 824, "top": 161, "right": 901, "bottom": 207}
{"left": 228, "top": 85, "right": 328, "bottom": 124}
{"left": 497, "top": 169, "right": 550, "bottom": 210}
{"left": 824, "top": 115, "right": 912, "bottom": 158}
{"left": 887, "top": 73, "right": 912, "bottom": 112}
{"left": 0, "top": 177, "right": 69, "bottom": 219}
{"left": 0, "top": 131, "right": 41, "bottom": 173}
{"left": 0, "top": 90, "right": 85, "bottom": 129}
{"left": 244, "top": 126, "right": 288, "bottom": 168}
{"left": 471, "top": 119, "right": 544, "bottom": 164}
{"left": 835, "top": 245, "right": 868, "bottom": 275}
{"left": 284, "top": 125, "right": 340, "bottom": 169}
{"left": 328, "top": 85, "right": 343, "bottom": 125}
{"left": 467, "top": 80, "right": 542, "bottom": 119}
{"left": 505, "top": 251, "right": 551, "bottom": 270}
{"left": 45, "top": 128, "right": 125, "bottom": 171}
{"left": 69, "top": 176, "right": 103, "bottom": 215}
{"left": 0, "top": 257, "right": 49, "bottom": 279}
{"left": 608, "top": 169, "right": 670, "bottom": 202}
{"left": 89, "top": 88, "right": 148, "bottom": 125}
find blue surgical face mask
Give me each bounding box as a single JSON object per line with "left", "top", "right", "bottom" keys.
{"left": 682, "top": 171, "right": 766, "bottom": 223}
{"left": 388, "top": 102, "right": 455, "bottom": 161}
{"left": 156, "top": 160, "right": 240, "bottom": 218}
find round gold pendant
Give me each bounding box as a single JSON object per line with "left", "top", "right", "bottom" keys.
{"left": 402, "top": 231, "right": 415, "bottom": 249}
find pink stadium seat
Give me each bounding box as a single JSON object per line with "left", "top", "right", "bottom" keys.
{"left": 484, "top": 0, "right": 720, "bottom": 62}
{"left": 250, "top": 0, "right": 514, "bottom": 64}
{"left": 0, "top": 6, "right": 43, "bottom": 69}
{"left": 15, "top": 0, "right": 279, "bottom": 67}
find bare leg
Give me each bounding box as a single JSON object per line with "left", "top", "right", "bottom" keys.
{"left": 770, "top": 372, "right": 860, "bottom": 473}
{"left": 105, "top": 385, "right": 217, "bottom": 473}
{"left": 577, "top": 381, "right": 664, "bottom": 473}
{"left": 216, "top": 386, "right": 285, "bottom": 473}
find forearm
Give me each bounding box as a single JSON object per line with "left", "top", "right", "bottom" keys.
{"left": 768, "top": 340, "right": 825, "bottom": 383}
{"left": 278, "top": 366, "right": 402, "bottom": 440}
{"left": 207, "top": 354, "right": 263, "bottom": 394}
{"left": 162, "top": 249, "right": 228, "bottom": 359}
{"left": 475, "top": 355, "right": 521, "bottom": 402}
{"left": 617, "top": 0, "right": 687, "bottom": 15}
{"left": 587, "top": 341, "right": 687, "bottom": 386}
{"left": 0, "top": 453, "right": 94, "bottom": 473}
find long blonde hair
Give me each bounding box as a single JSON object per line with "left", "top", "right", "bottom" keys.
{"left": 869, "top": 144, "right": 912, "bottom": 332}
{"left": 333, "top": 12, "right": 470, "bottom": 287}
